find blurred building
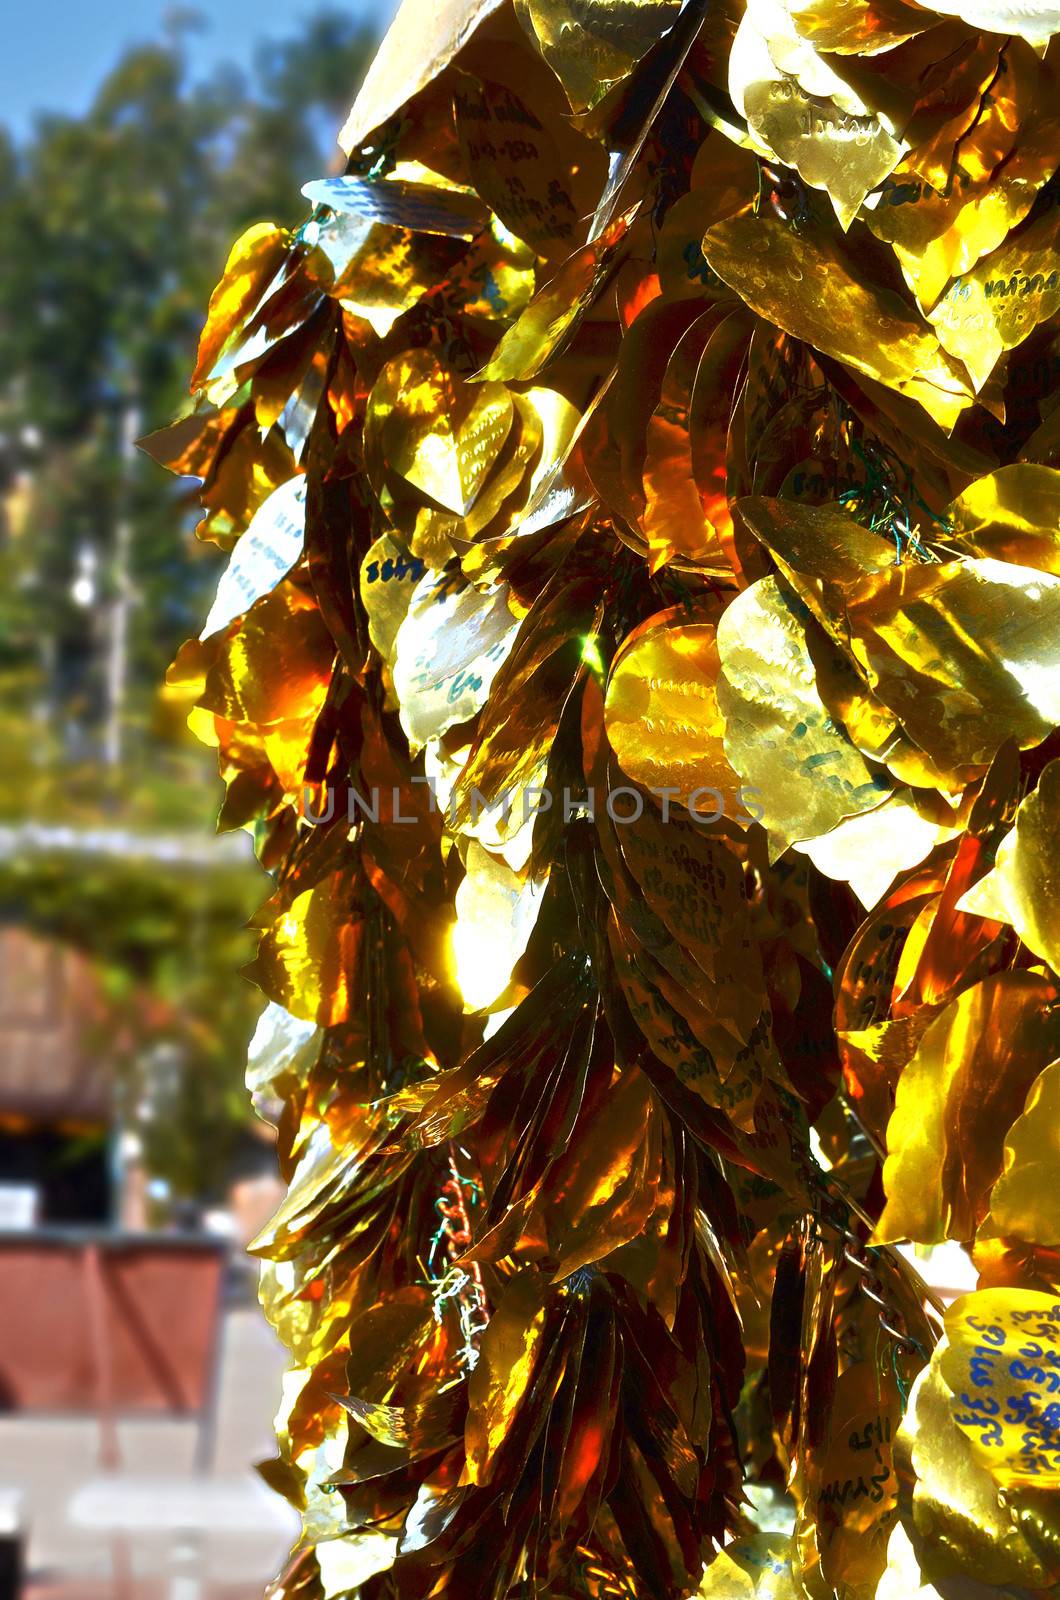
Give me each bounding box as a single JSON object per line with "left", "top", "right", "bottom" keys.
{"left": 0, "top": 927, "right": 112, "bottom": 1227}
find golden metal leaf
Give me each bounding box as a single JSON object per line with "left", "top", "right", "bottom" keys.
{"left": 339, "top": 0, "right": 504, "bottom": 153}
{"left": 868, "top": 40, "right": 1060, "bottom": 312}
{"left": 248, "top": 1093, "right": 383, "bottom": 1256}
{"left": 192, "top": 223, "right": 289, "bottom": 392}
{"left": 734, "top": 6, "right": 904, "bottom": 230}
{"left": 941, "top": 1289, "right": 1060, "bottom": 1503}
{"left": 702, "top": 212, "right": 973, "bottom": 423}
{"left": 655, "top": 144, "right": 759, "bottom": 302}
{"left": 784, "top": 0, "right": 929, "bottom": 54}
{"left": 542, "top": 1067, "right": 663, "bottom": 1278}
{"left": 477, "top": 210, "right": 632, "bottom": 383}
{"left": 792, "top": 798, "right": 960, "bottom": 910}
{"left": 958, "top": 757, "right": 1060, "bottom": 974}
{"left": 695, "top": 1534, "right": 800, "bottom": 1596}
{"left": 877, "top": 971, "right": 1060, "bottom": 1245}
{"left": 607, "top": 912, "right": 723, "bottom": 1099}
{"left": 360, "top": 535, "right": 430, "bottom": 668}
{"left": 513, "top": 0, "right": 683, "bottom": 115}
{"left": 453, "top": 53, "right": 604, "bottom": 260}
{"left": 452, "top": 841, "right": 546, "bottom": 1010}
{"left": 974, "top": 1234, "right": 1060, "bottom": 1298}
{"left": 313, "top": 211, "right": 466, "bottom": 339}
{"left": 603, "top": 612, "right": 742, "bottom": 815}
{"left": 928, "top": 201, "right": 1060, "bottom": 390}
{"left": 798, "top": 1360, "right": 901, "bottom": 1599}
{"left": 317, "top": 1533, "right": 398, "bottom": 1597}
{"left": 715, "top": 577, "right": 892, "bottom": 857}
{"left": 614, "top": 798, "right": 756, "bottom": 985}
{"left": 982, "top": 1057, "right": 1060, "bottom": 1249}
{"left": 198, "top": 582, "right": 335, "bottom": 727}
{"left": 844, "top": 557, "right": 1060, "bottom": 781}
{"left": 947, "top": 463, "right": 1060, "bottom": 575}
{"left": 465, "top": 1268, "right": 550, "bottom": 1484}
{"left": 392, "top": 566, "right": 519, "bottom": 751}
{"left": 369, "top": 349, "right": 515, "bottom": 517}
{"left": 641, "top": 315, "right": 730, "bottom": 570}
{"left": 897, "top": 1358, "right": 1053, "bottom": 1588}
{"left": 733, "top": 494, "right": 898, "bottom": 649}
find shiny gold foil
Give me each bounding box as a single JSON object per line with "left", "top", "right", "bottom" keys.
{"left": 878, "top": 972, "right": 1060, "bottom": 1244}
{"left": 716, "top": 576, "right": 892, "bottom": 855}
{"left": 163, "top": 1, "right": 1060, "bottom": 1592}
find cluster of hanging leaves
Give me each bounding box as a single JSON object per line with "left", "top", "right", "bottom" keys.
{"left": 150, "top": 0, "right": 1060, "bottom": 1593}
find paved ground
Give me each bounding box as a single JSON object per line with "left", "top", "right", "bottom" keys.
{"left": 3, "top": 1303, "right": 299, "bottom": 1600}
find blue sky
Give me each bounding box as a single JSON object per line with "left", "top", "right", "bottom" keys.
{"left": 3, "top": 0, "right": 396, "bottom": 139}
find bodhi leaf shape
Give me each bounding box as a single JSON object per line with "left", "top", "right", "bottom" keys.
{"left": 191, "top": 222, "right": 289, "bottom": 393}
{"left": 701, "top": 212, "right": 974, "bottom": 426}
{"left": 513, "top": 0, "right": 683, "bottom": 115}
{"left": 792, "top": 797, "right": 960, "bottom": 911}
{"left": 339, "top": 0, "right": 505, "bottom": 151}
{"left": 246, "top": 870, "right": 363, "bottom": 1028}
{"left": 731, "top": 1, "right": 905, "bottom": 230}
{"left": 928, "top": 201, "right": 1060, "bottom": 390}
{"left": 367, "top": 349, "right": 515, "bottom": 518}
{"left": 958, "top": 757, "right": 1060, "bottom": 975}
{"left": 946, "top": 464, "right": 1060, "bottom": 576}
{"left": 539, "top": 1066, "right": 664, "bottom": 1279}
{"left": 392, "top": 567, "right": 519, "bottom": 753}
{"left": 641, "top": 312, "right": 736, "bottom": 572}
{"left": 981, "top": 1058, "right": 1060, "bottom": 1249}
{"left": 697, "top": 1533, "right": 801, "bottom": 1596}
{"left": 359, "top": 534, "right": 430, "bottom": 669}
{"left": 897, "top": 1341, "right": 1057, "bottom": 1590}
{"left": 940, "top": 1288, "right": 1060, "bottom": 1492}
{"left": 797, "top": 1359, "right": 903, "bottom": 1598}
{"left": 733, "top": 495, "right": 899, "bottom": 627}
{"left": 877, "top": 971, "right": 1060, "bottom": 1246}
{"left": 842, "top": 558, "right": 1060, "bottom": 782}
{"left": 477, "top": 210, "right": 633, "bottom": 384}
{"left": 465, "top": 1267, "right": 551, "bottom": 1484}
{"left": 198, "top": 581, "right": 335, "bottom": 727}
{"left": 715, "top": 576, "right": 892, "bottom": 857}
{"left": 866, "top": 39, "right": 1060, "bottom": 313}
{"left": 200, "top": 475, "right": 307, "bottom": 641}
{"left": 453, "top": 50, "right": 606, "bottom": 262}
{"left": 603, "top": 611, "right": 742, "bottom": 816}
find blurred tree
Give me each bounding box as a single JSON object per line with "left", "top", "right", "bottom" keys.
{"left": 0, "top": 11, "right": 372, "bottom": 742}
{"left": 0, "top": 11, "right": 374, "bottom": 1203}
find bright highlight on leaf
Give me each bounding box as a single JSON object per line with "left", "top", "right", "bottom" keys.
{"left": 160, "top": 0, "right": 1060, "bottom": 1592}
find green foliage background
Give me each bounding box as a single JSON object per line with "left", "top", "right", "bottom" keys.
{"left": 0, "top": 11, "right": 375, "bottom": 1201}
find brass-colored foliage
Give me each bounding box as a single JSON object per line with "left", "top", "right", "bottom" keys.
{"left": 878, "top": 972, "right": 1060, "bottom": 1245}
{"left": 161, "top": 0, "right": 1060, "bottom": 1592}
